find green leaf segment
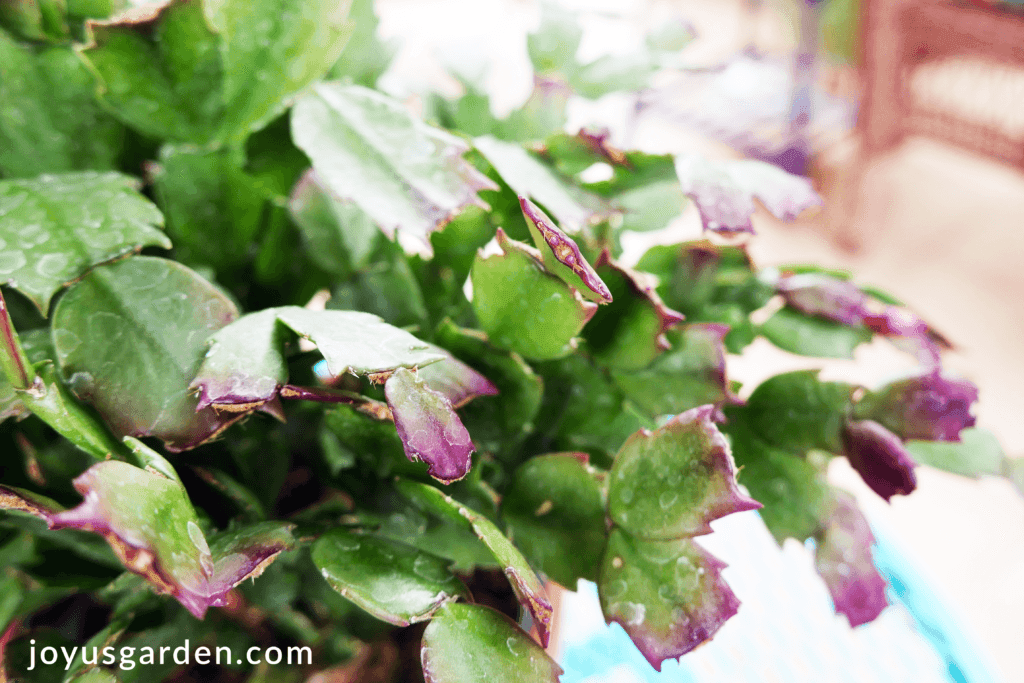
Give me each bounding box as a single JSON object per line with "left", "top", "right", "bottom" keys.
{"left": 0, "top": 172, "right": 168, "bottom": 312}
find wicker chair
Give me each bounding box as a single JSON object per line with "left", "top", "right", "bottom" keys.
{"left": 860, "top": 0, "right": 1024, "bottom": 168}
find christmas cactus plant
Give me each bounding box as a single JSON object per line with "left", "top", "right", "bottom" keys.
{"left": 0, "top": 1, "right": 1013, "bottom": 681}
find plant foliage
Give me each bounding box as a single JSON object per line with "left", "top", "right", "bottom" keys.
{"left": 0, "top": 1, "right": 1009, "bottom": 681}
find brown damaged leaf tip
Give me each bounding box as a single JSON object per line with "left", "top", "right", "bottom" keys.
{"left": 519, "top": 196, "right": 613, "bottom": 304}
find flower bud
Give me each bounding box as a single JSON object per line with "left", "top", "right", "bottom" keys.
{"left": 841, "top": 420, "right": 917, "bottom": 501}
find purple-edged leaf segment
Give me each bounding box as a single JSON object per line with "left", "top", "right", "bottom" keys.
{"left": 190, "top": 305, "right": 444, "bottom": 413}
{"left": 599, "top": 529, "right": 739, "bottom": 671}
{"left": 770, "top": 271, "right": 955, "bottom": 367}
{"left": 814, "top": 492, "right": 888, "bottom": 627}
{"left": 415, "top": 343, "right": 499, "bottom": 409}
{"left": 599, "top": 405, "right": 759, "bottom": 669}
{"left": 421, "top": 603, "right": 562, "bottom": 683}
{"left": 0, "top": 441, "right": 293, "bottom": 619}
{"left": 609, "top": 405, "right": 760, "bottom": 539}
{"left": 192, "top": 307, "right": 494, "bottom": 483}
{"left": 674, "top": 154, "right": 821, "bottom": 234}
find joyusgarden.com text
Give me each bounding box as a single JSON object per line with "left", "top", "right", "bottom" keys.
{"left": 25, "top": 639, "right": 313, "bottom": 671}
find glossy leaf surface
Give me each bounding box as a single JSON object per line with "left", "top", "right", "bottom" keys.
{"left": 474, "top": 134, "right": 605, "bottom": 233}
{"left": 742, "top": 370, "right": 854, "bottom": 454}
{"left": 276, "top": 306, "right": 442, "bottom": 376}
{"left": 292, "top": 83, "right": 497, "bottom": 245}
{"left": 0, "top": 172, "right": 167, "bottom": 312}
{"left": 727, "top": 420, "right": 830, "bottom": 542}
{"left": 18, "top": 362, "right": 127, "bottom": 460}
{"left": 608, "top": 406, "right": 759, "bottom": 540}
{"left": 80, "top": 0, "right": 225, "bottom": 143}
{"left": 584, "top": 253, "right": 684, "bottom": 371}
{"left": 533, "top": 353, "right": 643, "bottom": 460}
{"left": 421, "top": 602, "right": 562, "bottom": 683}
{"left": 761, "top": 306, "right": 873, "bottom": 359}
{"left": 311, "top": 528, "right": 466, "bottom": 626}
{"left": 51, "top": 256, "right": 239, "bottom": 451}
{"left": 46, "top": 450, "right": 292, "bottom": 618}
{"left": 637, "top": 240, "right": 771, "bottom": 353}
{"left": 81, "top": 0, "right": 351, "bottom": 144}
{"left": 203, "top": 0, "right": 354, "bottom": 142}
{"left": 288, "top": 169, "right": 379, "bottom": 277}
{"left": 612, "top": 324, "right": 731, "bottom": 419}
{"left": 599, "top": 529, "right": 738, "bottom": 671}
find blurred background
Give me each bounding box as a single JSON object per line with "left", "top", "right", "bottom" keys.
{"left": 365, "top": 0, "right": 1024, "bottom": 679}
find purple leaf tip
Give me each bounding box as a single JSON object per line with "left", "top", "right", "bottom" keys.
{"left": 385, "top": 367, "right": 475, "bottom": 484}
{"left": 775, "top": 273, "right": 867, "bottom": 327}
{"left": 815, "top": 492, "right": 888, "bottom": 627}
{"left": 772, "top": 272, "right": 951, "bottom": 369}
{"left": 577, "top": 127, "right": 629, "bottom": 167}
